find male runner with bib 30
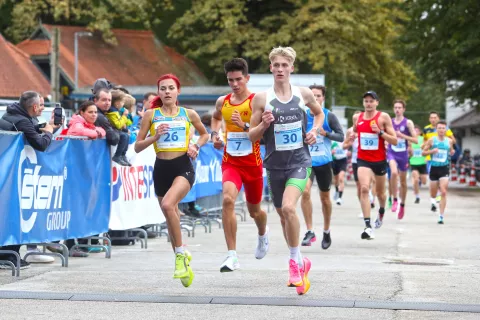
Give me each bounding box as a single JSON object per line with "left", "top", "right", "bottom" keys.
{"left": 135, "top": 74, "right": 209, "bottom": 287}
{"left": 353, "top": 91, "right": 397, "bottom": 240}
{"left": 409, "top": 125, "right": 428, "bottom": 204}
{"left": 249, "top": 47, "right": 324, "bottom": 295}
{"left": 300, "top": 85, "right": 344, "bottom": 248}
{"left": 422, "top": 120, "right": 454, "bottom": 223}
{"left": 386, "top": 100, "right": 417, "bottom": 219}
{"left": 211, "top": 58, "right": 268, "bottom": 272}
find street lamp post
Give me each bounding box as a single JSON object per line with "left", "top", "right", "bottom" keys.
{"left": 74, "top": 31, "right": 93, "bottom": 90}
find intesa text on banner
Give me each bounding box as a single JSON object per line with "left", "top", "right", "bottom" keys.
{"left": 109, "top": 143, "right": 165, "bottom": 230}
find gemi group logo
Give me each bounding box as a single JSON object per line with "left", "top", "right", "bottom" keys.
{"left": 112, "top": 164, "right": 155, "bottom": 202}
{"left": 18, "top": 145, "right": 70, "bottom": 234}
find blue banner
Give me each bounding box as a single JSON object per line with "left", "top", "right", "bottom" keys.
{"left": 181, "top": 143, "right": 223, "bottom": 203}
{"left": 0, "top": 134, "right": 111, "bottom": 246}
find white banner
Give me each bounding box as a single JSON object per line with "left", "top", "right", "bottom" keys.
{"left": 109, "top": 144, "right": 165, "bottom": 230}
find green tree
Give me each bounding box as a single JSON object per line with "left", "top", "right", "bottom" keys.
{"left": 402, "top": 0, "right": 480, "bottom": 108}
{"left": 169, "top": 0, "right": 416, "bottom": 98}
{"left": 0, "top": 0, "right": 174, "bottom": 45}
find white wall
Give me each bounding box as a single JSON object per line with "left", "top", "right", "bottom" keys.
{"left": 461, "top": 128, "right": 480, "bottom": 155}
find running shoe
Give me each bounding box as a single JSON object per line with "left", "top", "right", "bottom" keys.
{"left": 371, "top": 202, "right": 375, "bottom": 209}
{"left": 321, "top": 232, "right": 332, "bottom": 250}
{"left": 431, "top": 203, "right": 437, "bottom": 213}
{"left": 436, "top": 195, "right": 441, "bottom": 203}
{"left": 287, "top": 259, "right": 303, "bottom": 287}
{"left": 397, "top": 206, "right": 405, "bottom": 220}
{"left": 255, "top": 226, "right": 269, "bottom": 259}
{"left": 414, "top": 198, "right": 420, "bottom": 204}
{"left": 301, "top": 231, "right": 317, "bottom": 246}
{"left": 392, "top": 199, "right": 398, "bottom": 212}
{"left": 387, "top": 198, "right": 393, "bottom": 209}
{"left": 336, "top": 198, "right": 343, "bottom": 205}
{"left": 374, "top": 214, "right": 384, "bottom": 229}
{"left": 181, "top": 250, "right": 194, "bottom": 287}
{"left": 361, "top": 227, "right": 375, "bottom": 240}
{"left": 220, "top": 255, "right": 240, "bottom": 272}
{"left": 296, "top": 257, "right": 312, "bottom": 295}
{"left": 173, "top": 253, "right": 189, "bottom": 279}
{"left": 333, "top": 191, "right": 339, "bottom": 201}
{"left": 438, "top": 216, "right": 444, "bottom": 224}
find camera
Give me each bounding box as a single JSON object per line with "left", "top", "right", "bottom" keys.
{"left": 54, "top": 103, "right": 63, "bottom": 126}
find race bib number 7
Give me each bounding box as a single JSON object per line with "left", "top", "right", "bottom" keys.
{"left": 360, "top": 132, "right": 379, "bottom": 150}
{"left": 309, "top": 136, "right": 325, "bottom": 157}
{"left": 155, "top": 121, "right": 187, "bottom": 149}
{"left": 226, "top": 132, "right": 252, "bottom": 156}
{"left": 274, "top": 121, "right": 303, "bottom": 151}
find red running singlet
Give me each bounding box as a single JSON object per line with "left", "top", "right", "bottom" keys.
{"left": 356, "top": 111, "right": 386, "bottom": 162}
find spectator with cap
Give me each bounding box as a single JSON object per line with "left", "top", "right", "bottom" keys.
{"left": 0, "top": 91, "right": 57, "bottom": 269}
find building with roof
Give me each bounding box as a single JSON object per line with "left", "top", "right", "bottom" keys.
{"left": 0, "top": 34, "right": 50, "bottom": 99}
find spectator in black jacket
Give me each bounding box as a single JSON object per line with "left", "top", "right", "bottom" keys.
{"left": 0, "top": 91, "right": 55, "bottom": 270}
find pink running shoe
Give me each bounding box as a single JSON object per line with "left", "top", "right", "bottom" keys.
{"left": 287, "top": 259, "right": 303, "bottom": 287}
{"left": 296, "top": 257, "right": 312, "bottom": 295}
{"left": 392, "top": 199, "right": 398, "bottom": 212}
{"left": 397, "top": 205, "right": 405, "bottom": 220}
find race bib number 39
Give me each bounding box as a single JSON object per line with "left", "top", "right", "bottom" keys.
{"left": 309, "top": 136, "right": 325, "bottom": 157}
{"left": 226, "top": 132, "right": 252, "bottom": 156}
{"left": 392, "top": 138, "right": 407, "bottom": 152}
{"left": 360, "top": 132, "right": 379, "bottom": 150}
{"left": 155, "top": 121, "right": 187, "bottom": 149}
{"left": 274, "top": 121, "right": 303, "bottom": 151}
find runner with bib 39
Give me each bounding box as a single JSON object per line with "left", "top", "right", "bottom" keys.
{"left": 353, "top": 91, "right": 397, "bottom": 240}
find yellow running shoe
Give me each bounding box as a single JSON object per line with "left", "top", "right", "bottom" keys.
{"left": 173, "top": 253, "right": 189, "bottom": 279}
{"left": 181, "top": 250, "right": 194, "bottom": 287}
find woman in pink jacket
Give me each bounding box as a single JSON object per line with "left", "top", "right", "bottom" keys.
{"left": 68, "top": 101, "right": 106, "bottom": 138}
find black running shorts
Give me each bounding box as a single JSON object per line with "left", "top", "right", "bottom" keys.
{"left": 357, "top": 159, "right": 387, "bottom": 176}
{"left": 429, "top": 165, "right": 449, "bottom": 182}
{"left": 153, "top": 153, "right": 195, "bottom": 197}
{"left": 411, "top": 164, "right": 428, "bottom": 175}
{"left": 309, "top": 162, "right": 333, "bottom": 192}
{"left": 332, "top": 158, "right": 348, "bottom": 176}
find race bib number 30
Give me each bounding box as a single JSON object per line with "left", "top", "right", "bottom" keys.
{"left": 155, "top": 121, "right": 187, "bottom": 149}
{"left": 360, "top": 132, "right": 379, "bottom": 150}
{"left": 392, "top": 138, "right": 407, "bottom": 152}
{"left": 309, "top": 136, "right": 325, "bottom": 157}
{"left": 226, "top": 132, "right": 252, "bottom": 156}
{"left": 432, "top": 149, "right": 448, "bottom": 163}
{"left": 274, "top": 121, "right": 303, "bottom": 151}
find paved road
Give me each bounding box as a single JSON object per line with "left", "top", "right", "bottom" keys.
{"left": 1, "top": 184, "right": 479, "bottom": 319}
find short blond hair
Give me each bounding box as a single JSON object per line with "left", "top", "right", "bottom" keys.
{"left": 269, "top": 46, "right": 296, "bottom": 64}
{"left": 124, "top": 94, "right": 136, "bottom": 112}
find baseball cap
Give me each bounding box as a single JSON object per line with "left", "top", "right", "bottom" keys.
{"left": 91, "top": 78, "right": 113, "bottom": 94}
{"left": 363, "top": 91, "right": 379, "bottom": 100}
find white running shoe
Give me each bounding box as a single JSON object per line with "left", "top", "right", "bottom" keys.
{"left": 357, "top": 213, "right": 364, "bottom": 218}
{"left": 361, "top": 227, "right": 375, "bottom": 240}
{"left": 336, "top": 198, "right": 342, "bottom": 205}
{"left": 255, "top": 226, "right": 269, "bottom": 259}
{"left": 333, "top": 191, "right": 339, "bottom": 201}
{"left": 220, "top": 255, "right": 240, "bottom": 272}
{"left": 374, "top": 214, "right": 384, "bottom": 229}
{"left": 25, "top": 249, "right": 55, "bottom": 263}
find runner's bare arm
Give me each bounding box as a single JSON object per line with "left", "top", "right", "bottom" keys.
{"left": 187, "top": 109, "right": 209, "bottom": 159}
{"left": 343, "top": 128, "right": 353, "bottom": 149}
{"left": 379, "top": 113, "right": 398, "bottom": 146}
{"left": 422, "top": 138, "right": 435, "bottom": 156}
{"left": 301, "top": 87, "right": 325, "bottom": 145}
{"left": 248, "top": 92, "right": 269, "bottom": 142}
{"left": 449, "top": 138, "right": 455, "bottom": 156}
{"left": 401, "top": 119, "right": 418, "bottom": 144}
{"left": 134, "top": 109, "right": 166, "bottom": 153}
{"left": 352, "top": 113, "right": 360, "bottom": 133}
{"left": 211, "top": 96, "right": 224, "bottom": 134}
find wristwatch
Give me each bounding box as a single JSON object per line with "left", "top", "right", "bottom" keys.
{"left": 243, "top": 123, "right": 250, "bottom": 131}
{"left": 379, "top": 130, "right": 384, "bottom": 136}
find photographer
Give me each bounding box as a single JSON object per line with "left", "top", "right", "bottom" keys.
{"left": 0, "top": 91, "right": 56, "bottom": 269}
